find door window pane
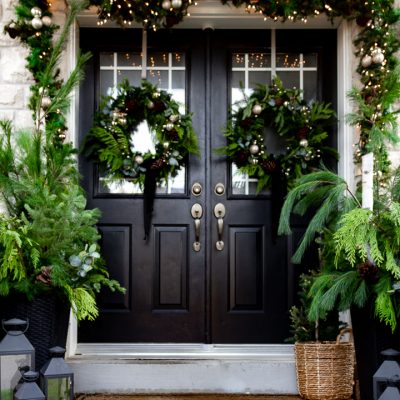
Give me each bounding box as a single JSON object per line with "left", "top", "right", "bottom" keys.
{"left": 97, "top": 51, "right": 186, "bottom": 195}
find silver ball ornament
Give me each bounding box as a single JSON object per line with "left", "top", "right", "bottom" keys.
{"left": 372, "top": 49, "right": 385, "bottom": 64}
{"left": 162, "top": 0, "right": 171, "bottom": 10}
{"left": 299, "top": 138, "right": 308, "bottom": 147}
{"left": 361, "top": 54, "right": 372, "bottom": 68}
{"left": 249, "top": 144, "right": 259, "bottom": 155}
{"left": 169, "top": 114, "right": 179, "bottom": 123}
{"left": 31, "top": 16, "right": 43, "bottom": 29}
{"left": 41, "top": 16, "right": 52, "bottom": 27}
{"left": 41, "top": 96, "right": 51, "bottom": 110}
{"left": 31, "top": 7, "right": 42, "bottom": 17}
{"left": 147, "top": 101, "right": 154, "bottom": 109}
{"left": 135, "top": 155, "right": 144, "bottom": 165}
{"left": 165, "top": 122, "right": 174, "bottom": 131}
{"left": 252, "top": 104, "right": 262, "bottom": 115}
{"left": 171, "top": 0, "right": 182, "bottom": 9}
{"left": 163, "top": 142, "right": 170, "bottom": 149}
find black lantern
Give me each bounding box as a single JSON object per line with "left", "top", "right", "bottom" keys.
{"left": 0, "top": 319, "right": 35, "bottom": 400}
{"left": 40, "top": 347, "right": 73, "bottom": 400}
{"left": 373, "top": 349, "right": 400, "bottom": 399}
{"left": 378, "top": 375, "right": 400, "bottom": 400}
{"left": 14, "top": 371, "right": 44, "bottom": 400}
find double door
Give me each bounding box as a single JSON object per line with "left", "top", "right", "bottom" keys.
{"left": 78, "top": 28, "right": 336, "bottom": 343}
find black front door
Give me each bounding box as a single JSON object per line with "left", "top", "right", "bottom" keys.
{"left": 78, "top": 28, "right": 336, "bottom": 343}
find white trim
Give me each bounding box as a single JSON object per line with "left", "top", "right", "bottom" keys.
{"left": 73, "top": 342, "right": 294, "bottom": 361}
{"left": 337, "top": 19, "right": 355, "bottom": 190}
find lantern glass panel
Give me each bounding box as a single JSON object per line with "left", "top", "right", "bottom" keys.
{"left": 44, "top": 377, "right": 72, "bottom": 400}
{"left": 1, "top": 354, "right": 31, "bottom": 400}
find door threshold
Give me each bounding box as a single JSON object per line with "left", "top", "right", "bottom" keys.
{"left": 73, "top": 343, "right": 294, "bottom": 361}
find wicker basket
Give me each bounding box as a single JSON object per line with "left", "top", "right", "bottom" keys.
{"left": 294, "top": 328, "right": 355, "bottom": 400}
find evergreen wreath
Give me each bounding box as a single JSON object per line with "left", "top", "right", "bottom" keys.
{"left": 83, "top": 79, "right": 198, "bottom": 186}
{"left": 218, "top": 79, "right": 337, "bottom": 192}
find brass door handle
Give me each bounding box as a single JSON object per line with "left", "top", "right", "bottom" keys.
{"left": 214, "top": 203, "right": 226, "bottom": 251}
{"left": 191, "top": 203, "right": 203, "bottom": 252}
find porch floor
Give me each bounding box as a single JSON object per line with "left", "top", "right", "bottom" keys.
{"left": 76, "top": 395, "right": 301, "bottom": 400}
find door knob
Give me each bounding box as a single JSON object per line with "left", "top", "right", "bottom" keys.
{"left": 191, "top": 203, "right": 203, "bottom": 252}
{"left": 214, "top": 203, "right": 226, "bottom": 251}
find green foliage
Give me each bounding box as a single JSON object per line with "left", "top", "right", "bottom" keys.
{"left": 82, "top": 79, "right": 199, "bottom": 187}
{"left": 287, "top": 272, "right": 340, "bottom": 343}
{"left": 218, "top": 79, "right": 336, "bottom": 193}
{"left": 280, "top": 166, "right": 400, "bottom": 331}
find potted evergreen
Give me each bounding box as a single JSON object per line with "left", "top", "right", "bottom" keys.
{"left": 0, "top": 0, "right": 124, "bottom": 368}
{"left": 279, "top": 168, "right": 400, "bottom": 399}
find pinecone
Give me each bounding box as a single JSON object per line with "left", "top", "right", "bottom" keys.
{"left": 153, "top": 100, "right": 166, "bottom": 112}
{"left": 261, "top": 158, "right": 278, "bottom": 173}
{"left": 357, "top": 260, "right": 379, "bottom": 282}
{"left": 356, "top": 15, "right": 372, "bottom": 27}
{"left": 167, "top": 128, "right": 179, "bottom": 141}
{"left": 297, "top": 126, "right": 309, "bottom": 139}
{"left": 150, "top": 158, "right": 167, "bottom": 170}
{"left": 275, "top": 96, "right": 284, "bottom": 107}
{"left": 125, "top": 98, "right": 138, "bottom": 112}
{"left": 36, "top": 266, "right": 52, "bottom": 285}
{"left": 234, "top": 151, "right": 250, "bottom": 168}
{"left": 240, "top": 117, "right": 254, "bottom": 129}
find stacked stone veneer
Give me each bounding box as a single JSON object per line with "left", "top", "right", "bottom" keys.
{"left": 0, "top": 0, "right": 67, "bottom": 131}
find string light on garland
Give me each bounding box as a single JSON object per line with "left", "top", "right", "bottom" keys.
{"left": 93, "top": 0, "right": 196, "bottom": 29}
{"left": 217, "top": 78, "right": 337, "bottom": 192}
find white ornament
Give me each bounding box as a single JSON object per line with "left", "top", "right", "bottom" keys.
{"left": 135, "top": 155, "right": 144, "bottom": 165}
{"left": 169, "top": 114, "right": 179, "bottom": 123}
{"left": 252, "top": 104, "right": 262, "bottom": 115}
{"left": 162, "top": 0, "right": 171, "bottom": 10}
{"left": 299, "top": 138, "right": 308, "bottom": 147}
{"left": 31, "top": 7, "right": 42, "bottom": 17}
{"left": 171, "top": 0, "right": 182, "bottom": 9}
{"left": 163, "top": 142, "right": 170, "bottom": 149}
{"left": 147, "top": 101, "right": 154, "bottom": 109}
{"left": 41, "top": 96, "right": 51, "bottom": 110}
{"left": 41, "top": 16, "right": 52, "bottom": 27}
{"left": 249, "top": 144, "right": 259, "bottom": 155}
{"left": 361, "top": 54, "right": 372, "bottom": 68}
{"left": 165, "top": 122, "right": 174, "bottom": 131}
{"left": 372, "top": 49, "right": 385, "bottom": 64}
{"left": 31, "top": 17, "right": 43, "bottom": 29}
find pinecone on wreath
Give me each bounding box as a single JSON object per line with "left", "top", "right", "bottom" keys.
{"left": 150, "top": 157, "right": 167, "bottom": 170}
{"left": 234, "top": 151, "right": 250, "bottom": 167}
{"left": 357, "top": 260, "right": 379, "bottom": 283}
{"left": 260, "top": 158, "right": 279, "bottom": 173}
{"left": 167, "top": 129, "right": 180, "bottom": 141}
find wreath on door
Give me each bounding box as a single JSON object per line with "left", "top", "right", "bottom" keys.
{"left": 217, "top": 78, "right": 337, "bottom": 193}
{"left": 83, "top": 79, "right": 199, "bottom": 239}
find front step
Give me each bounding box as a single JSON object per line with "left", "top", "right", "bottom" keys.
{"left": 68, "top": 344, "right": 297, "bottom": 395}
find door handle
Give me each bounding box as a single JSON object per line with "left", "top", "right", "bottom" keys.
{"left": 191, "top": 203, "right": 203, "bottom": 252}
{"left": 214, "top": 203, "right": 226, "bottom": 251}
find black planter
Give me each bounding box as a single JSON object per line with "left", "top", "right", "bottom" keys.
{"left": 351, "top": 304, "right": 400, "bottom": 400}
{"left": 0, "top": 292, "right": 70, "bottom": 370}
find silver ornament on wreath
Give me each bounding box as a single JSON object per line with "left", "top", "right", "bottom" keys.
{"left": 31, "top": 17, "right": 43, "bottom": 29}
{"left": 169, "top": 114, "right": 179, "bottom": 123}
{"left": 299, "top": 138, "right": 308, "bottom": 147}
{"left": 31, "top": 7, "right": 42, "bottom": 17}
{"left": 249, "top": 143, "right": 260, "bottom": 155}
{"left": 165, "top": 122, "right": 174, "bottom": 131}
{"left": 134, "top": 155, "right": 144, "bottom": 165}
{"left": 171, "top": 0, "right": 183, "bottom": 9}
{"left": 252, "top": 104, "right": 262, "bottom": 115}
{"left": 162, "top": 0, "right": 171, "bottom": 10}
